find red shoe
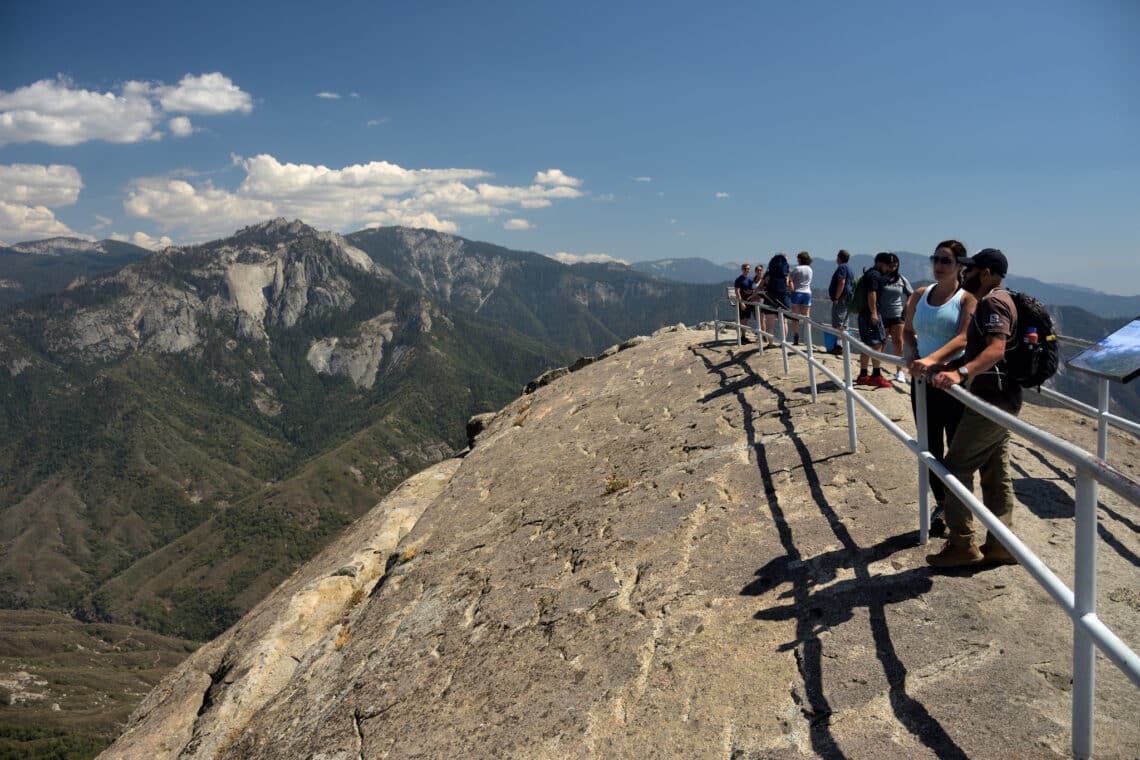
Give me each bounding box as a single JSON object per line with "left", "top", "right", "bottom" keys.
{"left": 855, "top": 374, "right": 872, "bottom": 385}
{"left": 869, "top": 374, "right": 893, "bottom": 388}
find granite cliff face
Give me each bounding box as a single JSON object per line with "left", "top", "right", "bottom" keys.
{"left": 104, "top": 328, "right": 1140, "bottom": 759}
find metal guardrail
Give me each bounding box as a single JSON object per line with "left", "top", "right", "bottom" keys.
{"left": 714, "top": 298, "right": 1140, "bottom": 759}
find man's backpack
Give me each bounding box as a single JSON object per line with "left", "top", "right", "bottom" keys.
{"left": 846, "top": 269, "right": 872, "bottom": 314}
{"left": 1004, "top": 291, "right": 1060, "bottom": 389}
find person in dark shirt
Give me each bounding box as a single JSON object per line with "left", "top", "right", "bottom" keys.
{"left": 828, "top": 250, "right": 854, "bottom": 354}
{"left": 762, "top": 253, "right": 790, "bottom": 345}
{"left": 734, "top": 263, "right": 755, "bottom": 340}
{"left": 855, "top": 253, "right": 892, "bottom": 387}
{"left": 927, "top": 248, "right": 1021, "bottom": 568}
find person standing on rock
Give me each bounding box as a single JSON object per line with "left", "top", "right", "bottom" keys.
{"left": 828, "top": 250, "right": 854, "bottom": 354}
{"left": 926, "top": 248, "right": 1020, "bottom": 568}
{"left": 855, "top": 253, "right": 892, "bottom": 388}
{"left": 903, "top": 240, "right": 976, "bottom": 536}
{"left": 734, "top": 263, "right": 756, "bottom": 341}
{"left": 788, "top": 251, "right": 813, "bottom": 345}
{"left": 877, "top": 253, "right": 913, "bottom": 383}
{"left": 761, "top": 252, "right": 791, "bottom": 346}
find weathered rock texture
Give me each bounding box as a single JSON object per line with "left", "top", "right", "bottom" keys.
{"left": 104, "top": 330, "right": 1140, "bottom": 759}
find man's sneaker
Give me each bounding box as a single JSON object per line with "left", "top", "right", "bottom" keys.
{"left": 869, "top": 374, "right": 893, "bottom": 388}
{"left": 980, "top": 536, "right": 1018, "bottom": 566}
{"left": 896, "top": 370, "right": 908, "bottom": 383}
{"left": 926, "top": 541, "right": 983, "bottom": 568}
{"left": 855, "top": 373, "right": 872, "bottom": 385}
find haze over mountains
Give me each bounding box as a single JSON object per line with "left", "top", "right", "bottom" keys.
{"left": 632, "top": 253, "right": 1140, "bottom": 320}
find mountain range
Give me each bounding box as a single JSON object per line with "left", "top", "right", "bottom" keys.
{"left": 629, "top": 253, "right": 1140, "bottom": 320}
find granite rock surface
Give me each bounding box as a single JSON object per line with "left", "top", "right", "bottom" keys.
{"left": 103, "top": 329, "right": 1140, "bottom": 759}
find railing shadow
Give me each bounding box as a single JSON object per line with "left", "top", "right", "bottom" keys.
{"left": 691, "top": 343, "right": 971, "bottom": 760}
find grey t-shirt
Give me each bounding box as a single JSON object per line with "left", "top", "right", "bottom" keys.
{"left": 877, "top": 275, "right": 912, "bottom": 320}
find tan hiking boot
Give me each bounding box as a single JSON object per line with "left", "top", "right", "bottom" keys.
{"left": 980, "top": 536, "right": 1018, "bottom": 566}
{"left": 926, "top": 541, "right": 983, "bottom": 568}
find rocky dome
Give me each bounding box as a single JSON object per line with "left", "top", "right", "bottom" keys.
{"left": 103, "top": 328, "right": 1140, "bottom": 758}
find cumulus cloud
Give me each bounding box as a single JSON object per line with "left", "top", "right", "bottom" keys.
{"left": 155, "top": 73, "right": 252, "bottom": 115}
{"left": 548, "top": 251, "right": 629, "bottom": 266}
{"left": 168, "top": 116, "right": 194, "bottom": 137}
{"left": 632, "top": 176, "right": 652, "bottom": 183}
{"left": 0, "top": 202, "right": 86, "bottom": 241}
{"left": 534, "top": 169, "right": 582, "bottom": 187}
{"left": 0, "top": 163, "right": 87, "bottom": 241}
{"left": 123, "top": 155, "right": 587, "bottom": 240}
{"left": 503, "top": 219, "right": 531, "bottom": 230}
{"left": 0, "top": 73, "right": 251, "bottom": 146}
{"left": 0, "top": 164, "right": 83, "bottom": 206}
{"left": 316, "top": 92, "right": 341, "bottom": 99}
{"left": 715, "top": 191, "right": 730, "bottom": 199}
{"left": 111, "top": 230, "right": 174, "bottom": 250}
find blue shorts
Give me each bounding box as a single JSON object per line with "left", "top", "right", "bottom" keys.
{"left": 789, "top": 292, "right": 812, "bottom": 306}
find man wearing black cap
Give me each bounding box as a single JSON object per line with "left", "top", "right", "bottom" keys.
{"left": 926, "top": 248, "right": 1021, "bottom": 568}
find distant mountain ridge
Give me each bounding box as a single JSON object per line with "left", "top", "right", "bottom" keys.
{"left": 0, "top": 237, "right": 151, "bottom": 311}
{"left": 630, "top": 257, "right": 737, "bottom": 284}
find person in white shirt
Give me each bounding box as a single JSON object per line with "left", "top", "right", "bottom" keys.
{"left": 788, "top": 251, "right": 813, "bottom": 346}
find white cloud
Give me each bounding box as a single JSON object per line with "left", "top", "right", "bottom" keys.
{"left": 123, "top": 155, "right": 587, "bottom": 240}
{"left": 155, "top": 73, "right": 252, "bottom": 115}
{"left": 632, "top": 176, "right": 652, "bottom": 183}
{"left": 534, "top": 169, "right": 582, "bottom": 187}
{"left": 316, "top": 92, "right": 341, "bottom": 99}
{"left": 366, "top": 117, "right": 389, "bottom": 126}
{"left": 669, "top": 218, "right": 677, "bottom": 225}
{"left": 93, "top": 214, "right": 112, "bottom": 231}
{"left": 0, "top": 73, "right": 251, "bottom": 146}
{"left": 0, "top": 202, "right": 87, "bottom": 241}
{"left": 715, "top": 191, "right": 730, "bottom": 199}
{"left": 504, "top": 219, "right": 531, "bottom": 230}
{"left": 349, "top": 92, "right": 360, "bottom": 98}
{"left": 111, "top": 230, "right": 174, "bottom": 250}
{"left": 548, "top": 251, "right": 629, "bottom": 266}
{"left": 0, "top": 163, "right": 87, "bottom": 241}
{"left": 593, "top": 193, "right": 615, "bottom": 202}
{"left": 168, "top": 116, "right": 194, "bottom": 137}
{"left": 0, "top": 78, "right": 159, "bottom": 146}
{"left": 0, "top": 164, "right": 83, "bottom": 206}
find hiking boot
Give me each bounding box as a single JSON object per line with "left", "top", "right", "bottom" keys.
{"left": 980, "top": 536, "right": 1018, "bottom": 566}
{"left": 926, "top": 541, "right": 983, "bottom": 568}
{"left": 929, "top": 504, "right": 946, "bottom": 537}
{"left": 855, "top": 373, "right": 872, "bottom": 385}
{"left": 869, "top": 374, "right": 893, "bottom": 388}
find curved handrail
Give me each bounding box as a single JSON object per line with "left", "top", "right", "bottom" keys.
{"left": 729, "top": 299, "right": 1140, "bottom": 759}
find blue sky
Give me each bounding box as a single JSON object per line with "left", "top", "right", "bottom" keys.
{"left": 2, "top": 0, "right": 1137, "bottom": 294}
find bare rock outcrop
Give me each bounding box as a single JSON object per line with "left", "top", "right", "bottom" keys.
{"left": 103, "top": 329, "right": 1140, "bottom": 758}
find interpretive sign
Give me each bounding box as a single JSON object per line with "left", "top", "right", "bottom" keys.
{"left": 1067, "top": 318, "right": 1140, "bottom": 384}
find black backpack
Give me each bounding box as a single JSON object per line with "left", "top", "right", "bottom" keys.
{"left": 1003, "top": 291, "right": 1059, "bottom": 389}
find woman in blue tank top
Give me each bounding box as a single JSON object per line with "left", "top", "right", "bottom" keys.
{"left": 902, "top": 240, "right": 977, "bottom": 534}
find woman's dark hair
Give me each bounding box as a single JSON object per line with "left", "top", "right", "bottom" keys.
{"left": 934, "top": 239, "right": 967, "bottom": 261}
{"left": 873, "top": 251, "right": 895, "bottom": 266}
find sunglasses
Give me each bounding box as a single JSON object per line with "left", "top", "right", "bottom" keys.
{"left": 929, "top": 255, "right": 957, "bottom": 266}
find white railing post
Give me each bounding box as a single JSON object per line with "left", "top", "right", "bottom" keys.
{"left": 843, "top": 331, "right": 857, "bottom": 453}
{"left": 915, "top": 375, "right": 930, "bottom": 544}
{"left": 1097, "top": 378, "right": 1110, "bottom": 461}
{"left": 778, "top": 309, "right": 789, "bottom": 375}
{"left": 805, "top": 321, "right": 817, "bottom": 402}
{"left": 1072, "top": 469, "right": 1098, "bottom": 759}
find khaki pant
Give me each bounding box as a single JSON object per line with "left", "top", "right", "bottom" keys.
{"left": 942, "top": 407, "right": 1016, "bottom": 546}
